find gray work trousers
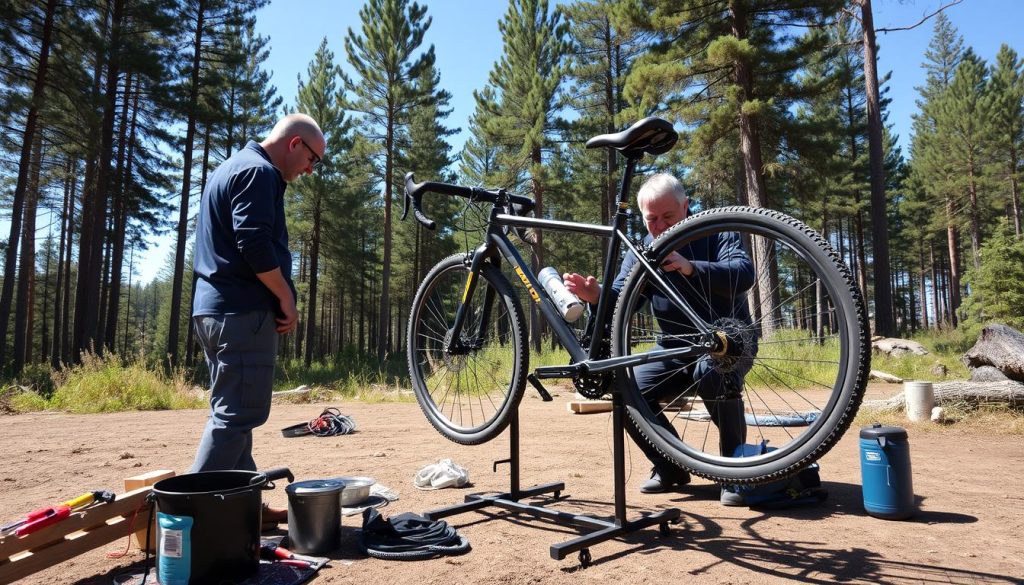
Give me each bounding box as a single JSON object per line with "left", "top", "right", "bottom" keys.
{"left": 190, "top": 310, "right": 277, "bottom": 472}
{"left": 626, "top": 350, "right": 748, "bottom": 480}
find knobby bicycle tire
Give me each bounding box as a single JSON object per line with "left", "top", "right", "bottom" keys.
{"left": 407, "top": 254, "right": 528, "bottom": 445}
{"left": 611, "top": 206, "right": 870, "bottom": 484}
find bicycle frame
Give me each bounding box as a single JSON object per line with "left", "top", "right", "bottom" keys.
{"left": 446, "top": 157, "right": 720, "bottom": 379}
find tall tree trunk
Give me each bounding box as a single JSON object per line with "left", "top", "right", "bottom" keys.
{"left": 14, "top": 133, "right": 43, "bottom": 372}
{"left": 185, "top": 123, "right": 213, "bottom": 367}
{"left": 123, "top": 244, "right": 134, "bottom": 355}
{"left": 40, "top": 226, "right": 52, "bottom": 363}
{"left": 51, "top": 161, "right": 72, "bottom": 368}
{"left": 61, "top": 167, "right": 77, "bottom": 363}
{"left": 75, "top": 0, "right": 123, "bottom": 359}
{"left": 98, "top": 215, "right": 114, "bottom": 347}
{"left": 859, "top": 0, "right": 894, "bottom": 336}
{"left": 104, "top": 72, "right": 134, "bottom": 351}
{"left": 918, "top": 242, "right": 929, "bottom": 330}
{"left": 944, "top": 196, "right": 962, "bottom": 327}
{"left": 378, "top": 107, "right": 395, "bottom": 362}
{"left": 845, "top": 85, "right": 868, "bottom": 300}
{"left": 530, "top": 148, "right": 544, "bottom": 354}
{"left": 1009, "top": 149, "right": 1021, "bottom": 236}
{"left": 602, "top": 15, "right": 616, "bottom": 225}
{"left": 0, "top": 0, "right": 59, "bottom": 370}
{"left": 967, "top": 168, "right": 981, "bottom": 269}
{"left": 929, "top": 242, "right": 940, "bottom": 328}
{"left": 730, "top": 1, "right": 777, "bottom": 336}
{"left": 304, "top": 199, "right": 322, "bottom": 368}
{"left": 167, "top": 0, "right": 206, "bottom": 366}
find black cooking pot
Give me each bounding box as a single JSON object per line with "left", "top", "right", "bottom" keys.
{"left": 152, "top": 467, "right": 293, "bottom": 584}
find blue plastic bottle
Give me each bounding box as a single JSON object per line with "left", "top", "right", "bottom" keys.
{"left": 157, "top": 512, "right": 194, "bottom": 585}
{"left": 859, "top": 424, "right": 916, "bottom": 520}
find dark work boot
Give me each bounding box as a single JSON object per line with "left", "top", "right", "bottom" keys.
{"left": 640, "top": 467, "right": 691, "bottom": 494}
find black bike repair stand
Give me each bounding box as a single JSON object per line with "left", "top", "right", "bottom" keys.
{"left": 423, "top": 379, "right": 682, "bottom": 567}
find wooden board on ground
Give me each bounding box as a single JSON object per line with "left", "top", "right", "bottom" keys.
{"left": 567, "top": 400, "right": 613, "bottom": 414}
{"left": 0, "top": 469, "right": 174, "bottom": 584}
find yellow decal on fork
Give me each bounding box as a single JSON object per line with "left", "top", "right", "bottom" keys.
{"left": 513, "top": 266, "right": 541, "bottom": 303}
{"left": 462, "top": 272, "right": 475, "bottom": 303}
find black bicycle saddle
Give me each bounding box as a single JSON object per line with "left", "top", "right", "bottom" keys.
{"left": 585, "top": 117, "right": 678, "bottom": 157}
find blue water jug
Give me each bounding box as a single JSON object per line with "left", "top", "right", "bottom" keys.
{"left": 859, "top": 424, "right": 916, "bottom": 520}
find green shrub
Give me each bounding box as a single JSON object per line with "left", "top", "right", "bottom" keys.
{"left": 48, "top": 351, "right": 205, "bottom": 413}
{"left": 13, "top": 362, "right": 56, "bottom": 398}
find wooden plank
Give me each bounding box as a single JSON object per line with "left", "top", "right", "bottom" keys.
{"left": 0, "top": 486, "right": 152, "bottom": 559}
{"left": 125, "top": 469, "right": 173, "bottom": 552}
{"left": 566, "top": 400, "right": 613, "bottom": 414}
{"left": 0, "top": 515, "right": 137, "bottom": 584}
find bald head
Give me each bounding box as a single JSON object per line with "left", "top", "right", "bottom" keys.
{"left": 260, "top": 113, "right": 326, "bottom": 182}
{"left": 267, "top": 113, "right": 323, "bottom": 144}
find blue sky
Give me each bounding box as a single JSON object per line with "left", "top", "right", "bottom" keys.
{"left": 132, "top": 0, "right": 1023, "bottom": 282}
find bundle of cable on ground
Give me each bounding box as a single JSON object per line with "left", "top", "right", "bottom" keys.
{"left": 307, "top": 407, "right": 356, "bottom": 436}
{"left": 358, "top": 508, "right": 470, "bottom": 560}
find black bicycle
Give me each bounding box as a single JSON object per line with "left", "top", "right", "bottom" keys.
{"left": 402, "top": 117, "right": 870, "bottom": 484}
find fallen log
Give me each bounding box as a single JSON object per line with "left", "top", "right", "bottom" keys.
{"left": 869, "top": 370, "right": 903, "bottom": 383}
{"left": 872, "top": 337, "right": 929, "bottom": 356}
{"left": 962, "top": 324, "right": 1024, "bottom": 382}
{"left": 861, "top": 380, "right": 1024, "bottom": 412}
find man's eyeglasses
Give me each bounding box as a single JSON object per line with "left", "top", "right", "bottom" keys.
{"left": 299, "top": 138, "right": 322, "bottom": 171}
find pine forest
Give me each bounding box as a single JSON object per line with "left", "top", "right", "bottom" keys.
{"left": 1, "top": 0, "right": 1022, "bottom": 391}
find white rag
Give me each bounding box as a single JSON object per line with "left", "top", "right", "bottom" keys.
{"left": 413, "top": 458, "right": 470, "bottom": 490}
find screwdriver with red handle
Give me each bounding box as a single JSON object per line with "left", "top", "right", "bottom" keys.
{"left": 0, "top": 491, "right": 116, "bottom": 537}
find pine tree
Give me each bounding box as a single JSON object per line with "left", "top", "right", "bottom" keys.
{"left": 961, "top": 223, "right": 1024, "bottom": 331}
{"left": 292, "top": 37, "right": 351, "bottom": 367}
{"left": 563, "top": 0, "right": 646, "bottom": 224}
{"left": 623, "top": 0, "right": 841, "bottom": 335}
{"left": 935, "top": 49, "right": 992, "bottom": 271}
{"left": 909, "top": 12, "right": 964, "bottom": 326}
{"left": 477, "top": 0, "right": 567, "bottom": 352}
{"left": 344, "top": 0, "right": 434, "bottom": 362}
{"left": 0, "top": 0, "right": 60, "bottom": 373}
{"left": 987, "top": 45, "right": 1024, "bottom": 236}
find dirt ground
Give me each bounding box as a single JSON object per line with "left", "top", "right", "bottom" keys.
{"left": 1, "top": 383, "right": 1022, "bottom": 585}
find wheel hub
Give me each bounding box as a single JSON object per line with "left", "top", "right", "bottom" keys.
{"left": 708, "top": 317, "right": 755, "bottom": 374}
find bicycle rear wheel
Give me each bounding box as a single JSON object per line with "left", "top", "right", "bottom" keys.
{"left": 407, "top": 253, "right": 528, "bottom": 445}
{"left": 611, "top": 206, "right": 869, "bottom": 484}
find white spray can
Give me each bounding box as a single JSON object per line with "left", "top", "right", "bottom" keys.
{"left": 538, "top": 267, "right": 585, "bottom": 322}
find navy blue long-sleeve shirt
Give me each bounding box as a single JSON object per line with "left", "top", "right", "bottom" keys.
{"left": 611, "top": 231, "right": 755, "bottom": 346}
{"left": 192, "top": 141, "right": 294, "bottom": 316}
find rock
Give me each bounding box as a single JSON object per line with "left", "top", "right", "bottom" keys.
{"left": 969, "top": 365, "right": 1010, "bottom": 382}
{"left": 872, "top": 337, "right": 929, "bottom": 357}
{"left": 869, "top": 370, "right": 904, "bottom": 383}
{"left": 930, "top": 362, "right": 948, "bottom": 378}
{"left": 962, "top": 324, "right": 1024, "bottom": 382}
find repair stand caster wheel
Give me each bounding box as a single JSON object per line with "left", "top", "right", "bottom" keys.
{"left": 578, "top": 548, "right": 591, "bottom": 568}
{"left": 659, "top": 522, "right": 671, "bottom": 537}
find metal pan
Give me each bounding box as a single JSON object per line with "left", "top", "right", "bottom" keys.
{"left": 331, "top": 476, "right": 375, "bottom": 506}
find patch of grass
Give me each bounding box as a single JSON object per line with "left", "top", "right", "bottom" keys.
{"left": 274, "top": 349, "right": 412, "bottom": 402}
{"left": 856, "top": 402, "right": 1024, "bottom": 436}
{"left": 47, "top": 351, "right": 205, "bottom": 413}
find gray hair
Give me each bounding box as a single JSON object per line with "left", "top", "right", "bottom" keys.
{"left": 637, "top": 173, "right": 687, "bottom": 207}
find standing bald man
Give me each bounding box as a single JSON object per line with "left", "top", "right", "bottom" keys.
{"left": 190, "top": 114, "right": 326, "bottom": 476}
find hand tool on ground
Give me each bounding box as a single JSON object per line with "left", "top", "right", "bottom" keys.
{"left": 1, "top": 490, "right": 117, "bottom": 536}
{"left": 260, "top": 543, "right": 319, "bottom": 567}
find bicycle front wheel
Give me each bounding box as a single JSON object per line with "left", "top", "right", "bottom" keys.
{"left": 407, "top": 253, "right": 528, "bottom": 445}
{"left": 612, "top": 206, "right": 869, "bottom": 484}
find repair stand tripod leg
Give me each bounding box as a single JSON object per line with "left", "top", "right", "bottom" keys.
{"left": 423, "top": 390, "right": 681, "bottom": 566}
